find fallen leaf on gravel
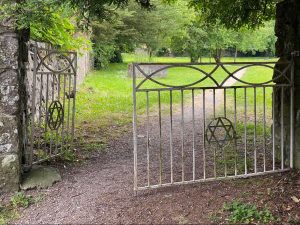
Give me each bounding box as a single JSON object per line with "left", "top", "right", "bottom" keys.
{"left": 283, "top": 205, "right": 292, "bottom": 211}
{"left": 291, "top": 196, "right": 300, "bottom": 203}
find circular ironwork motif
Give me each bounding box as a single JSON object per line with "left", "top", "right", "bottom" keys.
{"left": 47, "top": 101, "right": 64, "bottom": 130}
{"left": 205, "top": 117, "right": 236, "bottom": 148}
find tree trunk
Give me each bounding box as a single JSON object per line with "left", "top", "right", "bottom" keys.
{"left": 274, "top": 0, "right": 300, "bottom": 169}
{"left": 234, "top": 47, "right": 238, "bottom": 62}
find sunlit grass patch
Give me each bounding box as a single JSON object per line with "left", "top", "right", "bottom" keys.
{"left": 76, "top": 57, "right": 276, "bottom": 131}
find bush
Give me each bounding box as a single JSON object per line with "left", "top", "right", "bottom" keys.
{"left": 93, "top": 43, "right": 116, "bottom": 69}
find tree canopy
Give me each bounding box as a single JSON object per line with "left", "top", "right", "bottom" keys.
{"left": 188, "top": 0, "right": 282, "bottom": 29}
{"left": 0, "top": 0, "right": 280, "bottom": 64}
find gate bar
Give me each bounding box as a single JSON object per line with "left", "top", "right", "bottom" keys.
{"left": 263, "top": 87, "right": 266, "bottom": 172}
{"left": 202, "top": 89, "right": 206, "bottom": 179}
{"left": 169, "top": 90, "right": 174, "bottom": 183}
{"left": 181, "top": 90, "right": 185, "bottom": 182}
{"left": 290, "top": 58, "right": 295, "bottom": 169}
{"left": 146, "top": 91, "right": 150, "bottom": 187}
{"left": 281, "top": 87, "right": 284, "bottom": 169}
{"left": 136, "top": 169, "right": 290, "bottom": 191}
{"left": 254, "top": 87, "right": 257, "bottom": 173}
{"left": 244, "top": 88, "right": 247, "bottom": 174}
{"left": 132, "top": 64, "right": 138, "bottom": 192}
{"left": 192, "top": 89, "right": 196, "bottom": 181}
{"left": 158, "top": 91, "right": 162, "bottom": 185}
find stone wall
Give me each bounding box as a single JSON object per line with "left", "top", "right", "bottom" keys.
{"left": 77, "top": 49, "right": 93, "bottom": 86}
{"left": 0, "top": 19, "right": 22, "bottom": 192}
{"left": 128, "top": 63, "right": 168, "bottom": 78}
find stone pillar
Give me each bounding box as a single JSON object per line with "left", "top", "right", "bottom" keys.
{"left": 0, "top": 8, "right": 29, "bottom": 190}
{"left": 0, "top": 19, "right": 21, "bottom": 191}
{"left": 275, "top": 0, "right": 300, "bottom": 169}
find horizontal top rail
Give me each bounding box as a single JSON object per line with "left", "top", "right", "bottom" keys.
{"left": 133, "top": 61, "right": 288, "bottom": 66}
{"left": 133, "top": 61, "right": 293, "bottom": 90}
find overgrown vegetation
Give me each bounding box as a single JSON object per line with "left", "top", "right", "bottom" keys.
{"left": 90, "top": 0, "right": 277, "bottom": 68}
{"left": 0, "top": 0, "right": 278, "bottom": 67}
{"left": 222, "top": 200, "right": 275, "bottom": 224}
{"left": 10, "top": 192, "right": 33, "bottom": 209}
{"left": 0, "top": 192, "right": 40, "bottom": 225}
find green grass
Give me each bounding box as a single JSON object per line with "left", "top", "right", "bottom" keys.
{"left": 76, "top": 56, "right": 277, "bottom": 130}
{"left": 0, "top": 192, "right": 40, "bottom": 225}
{"left": 122, "top": 53, "right": 275, "bottom": 64}
{"left": 225, "top": 65, "right": 275, "bottom": 135}
{"left": 76, "top": 62, "right": 227, "bottom": 126}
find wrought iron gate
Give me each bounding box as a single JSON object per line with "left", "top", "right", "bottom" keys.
{"left": 24, "top": 44, "right": 77, "bottom": 168}
{"left": 132, "top": 60, "right": 294, "bottom": 192}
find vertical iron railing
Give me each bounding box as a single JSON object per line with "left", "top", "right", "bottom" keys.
{"left": 132, "top": 60, "right": 294, "bottom": 192}
{"left": 25, "top": 44, "right": 77, "bottom": 168}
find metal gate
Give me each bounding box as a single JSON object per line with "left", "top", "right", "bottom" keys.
{"left": 132, "top": 60, "right": 294, "bottom": 192}
{"left": 24, "top": 44, "right": 77, "bottom": 168}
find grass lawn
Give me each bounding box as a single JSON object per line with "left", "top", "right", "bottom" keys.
{"left": 76, "top": 55, "right": 277, "bottom": 131}
{"left": 225, "top": 66, "right": 275, "bottom": 135}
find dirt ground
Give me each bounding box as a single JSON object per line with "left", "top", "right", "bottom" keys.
{"left": 12, "top": 73, "right": 300, "bottom": 224}
{"left": 12, "top": 121, "right": 300, "bottom": 224}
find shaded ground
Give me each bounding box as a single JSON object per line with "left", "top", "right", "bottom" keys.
{"left": 12, "top": 69, "right": 300, "bottom": 224}
{"left": 13, "top": 120, "right": 300, "bottom": 224}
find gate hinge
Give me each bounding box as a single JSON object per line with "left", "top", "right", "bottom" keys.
{"left": 291, "top": 51, "right": 300, "bottom": 57}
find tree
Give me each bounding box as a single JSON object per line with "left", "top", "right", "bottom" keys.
{"left": 125, "top": 0, "right": 192, "bottom": 57}
{"left": 171, "top": 19, "right": 238, "bottom": 62}
{"left": 230, "top": 20, "right": 276, "bottom": 61}
{"left": 188, "top": 0, "right": 279, "bottom": 29}
{"left": 0, "top": 0, "right": 152, "bottom": 50}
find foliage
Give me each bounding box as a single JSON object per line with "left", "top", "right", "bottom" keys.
{"left": 92, "top": 7, "right": 138, "bottom": 68}
{"left": 0, "top": 205, "right": 18, "bottom": 225}
{"left": 223, "top": 200, "right": 275, "bottom": 224}
{"left": 170, "top": 17, "right": 276, "bottom": 62}
{"left": 0, "top": 0, "right": 91, "bottom": 51}
{"left": 30, "top": 10, "right": 91, "bottom": 51}
{"left": 189, "top": 0, "right": 280, "bottom": 29}
{"left": 0, "top": 192, "right": 45, "bottom": 224}
{"left": 126, "top": 0, "right": 192, "bottom": 56}
{"left": 93, "top": 41, "right": 117, "bottom": 69}
{"left": 61, "top": 148, "right": 77, "bottom": 162}
{"left": 233, "top": 20, "right": 276, "bottom": 55}
{"left": 10, "top": 192, "right": 33, "bottom": 209}
{"left": 0, "top": 0, "right": 151, "bottom": 51}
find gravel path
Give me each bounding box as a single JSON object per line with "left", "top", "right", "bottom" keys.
{"left": 14, "top": 69, "right": 300, "bottom": 224}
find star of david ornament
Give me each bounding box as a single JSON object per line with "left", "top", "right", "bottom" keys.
{"left": 205, "top": 117, "right": 236, "bottom": 148}
{"left": 47, "top": 100, "right": 64, "bottom": 130}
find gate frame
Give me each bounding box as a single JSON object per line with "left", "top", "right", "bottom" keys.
{"left": 132, "top": 59, "right": 295, "bottom": 193}
{"left": 23, "top": 44, "right": 77, "bottom": 170}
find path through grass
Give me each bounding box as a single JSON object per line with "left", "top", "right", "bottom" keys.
{"left": 76, "top": 56, "right": 276, "bottom": 131}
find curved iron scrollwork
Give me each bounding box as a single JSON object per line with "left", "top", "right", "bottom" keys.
{"left": 47, "top": 101, "right": 64, "bottom": 130}
{"left": 134, "top": 61, "right": 292, "bottom": 90}
{"left": 205, "top": 117, "right": 236, "bottom": 148}
{"left": 32, "top": 45, "right": 77, "bottom": 75}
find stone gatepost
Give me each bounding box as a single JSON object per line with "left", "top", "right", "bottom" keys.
{"left": 275, "top": 0, "right": 300, "bottom": 169}
{"left": 0, "top": 15, "right": 28, "bottom": 191}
